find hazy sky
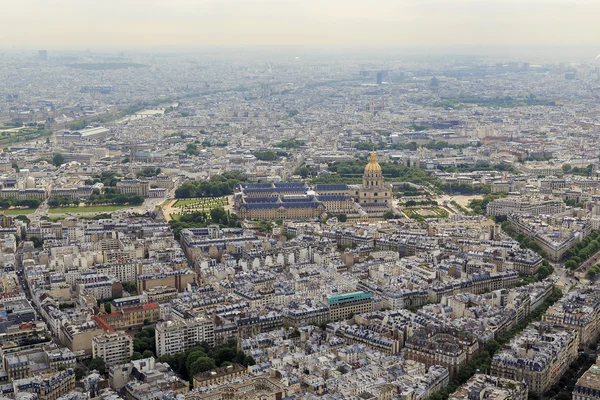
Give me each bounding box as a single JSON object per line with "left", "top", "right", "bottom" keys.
{"left": 2, "top": 0, "right": 600, "bottom": 50}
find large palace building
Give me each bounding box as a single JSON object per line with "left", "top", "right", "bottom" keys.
{"left": 235, "top": 152, "right": 392, "bottom": 221}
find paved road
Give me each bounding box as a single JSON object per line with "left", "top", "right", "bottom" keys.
{"left": 550, "top": 264, "right": 578, "bottom": 293}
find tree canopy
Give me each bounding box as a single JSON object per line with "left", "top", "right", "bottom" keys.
{"left": 52, "top": 153, "right": 65, "bottom": 167}
{"left": 175, "top": 172, "right": 247, "bottom": 198}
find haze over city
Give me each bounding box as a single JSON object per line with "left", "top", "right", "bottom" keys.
{"left": 2, "top": 1, "right": 600, "bottom": 400}
{"left": 2, "top": 0, "right": 600, "bottom": 59}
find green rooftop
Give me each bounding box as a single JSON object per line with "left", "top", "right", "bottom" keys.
{"left": 327, "top": 291, "right": 373, "bottom": 305}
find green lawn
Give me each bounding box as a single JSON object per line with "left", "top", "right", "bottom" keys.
{"left": 3, "top": 208, "right": 37, "bottom": 215}
{"left": 49, "top": 205, "right": 129, "bottom": 214}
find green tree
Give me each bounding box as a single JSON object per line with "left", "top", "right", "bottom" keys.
{"left": 30, "top": 236, "right": 43, "bottom": 248}
{"left": 213, "top": 347, "right": 237, "bottom": 366}
{"left": 136, "top": 167, "right": 161, "bottom": 177}
{"left": 52, "top": 153, "right": 65, "bottom": 166}
{"left": 104, "top": 302, "right": 111, "bottom": 314}
{"left": 186, "top": 350, "right": 208, "bottom": 372}
{"left": 242, "top": 355, "right": 256, "bottom": 366}
{"left": 483, "top": 340, "right": 501, "bottom": 357}
{"left": 188, "top": 357, "right": 216, "bottom": 377}
{"left": 210, "top": 207, "right": 227, "bottom": 224}
{"left": 87, "top": 357, "right": 106, "bottom": 374}
{"left": 275, "top": 139, "right": 304, "bottom": 149}
{"left": 562, "top": 163, "right": 572, "bottom": 173}
{"left": 297, "top": 166, "right": 309, "bottom": 178}
{"left": 253, "top": 151, "right": 278, "bottom": 161}
{"left": 142, "top": 350, "right": 155, "bottom": 358}
{"left": 123, "top": 281, "right": 137, "bottom": 293}
{"left": 74, "top": 366, "right": 85, "bottom": 380}
{"left": 14, "top": 215, "right": 30, "bottom": 224}
{"left": 383, "top": 210, "right": 395, "bottom": 219}
{"left": 564, "top": 260, "right": 578, "bottom": 270}
{"left": 158, "top": 354, "right": 177, "bottom": 369}
{"left": 132, "top": 352, "right": 143, "bottom": 360}
{"left": 185, "top": 143, "right": 199, "bottom": 156}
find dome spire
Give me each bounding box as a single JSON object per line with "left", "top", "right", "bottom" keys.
{"left": 364, "top": 151, "right": 382, "bottom": 174}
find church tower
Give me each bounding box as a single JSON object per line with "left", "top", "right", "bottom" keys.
{"left": 358, "top": 152, "right": 392, "bottom": 205}
{"left": 363, "top": 152, "right": 384, "bottom": 188}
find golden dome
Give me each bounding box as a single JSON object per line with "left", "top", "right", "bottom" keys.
{"left": 364, "top": 152, "right": 382, "bottom": 174}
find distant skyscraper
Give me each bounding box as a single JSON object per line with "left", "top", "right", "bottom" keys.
{"left": 38, "top": 50, "right": 48, "bottom": 61}
{"left": 376, "top": 71, "right": 385, "bottom": 85}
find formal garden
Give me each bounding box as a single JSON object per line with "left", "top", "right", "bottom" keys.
{"left": 172, "top": 196, "right": 228, "bottom": 215}
{"left": 403, "top": 206, "right": 450, "bottom": 221}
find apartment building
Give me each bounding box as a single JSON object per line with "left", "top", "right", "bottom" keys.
{"left": 116, "top": 180, "right": 150, "bottom": 197}
{"left": 574, "top": 361, "right": 600, "bottom": 400}
{"left": 77, "top": 273, "right": 122, "bottom": 300}
{"left": 4, "top": 354, "right": 30, "bottom": 380}
{"left": 486, "top": 196, "right": 565, "bottom": 217}
{"left": 327, "top": 291, "right": 374, "bottom": 321}
{"left": 99, "top": 303, "right": 161, "bottom": 330}
{"left": 137, "top": 270, "right": 195, "bottom": 293}
{"left": 144, "top": 286, "right": 178, "bottom": 304}
{"left": 281, "top": 305, "right": 330, "bottom": 328}
{"left": 405, "top": 328, "right": 478, "bottom": 376}
{"left": 511, "top": 251, "right": 543, "bottom": 276}
{"left": 95, "top": 262, "right": 139, "bottom": 284}
{"left": 449, "top": 374, "right": 528, "bottom": 400}
{"left": 92, "top": 331, "right": 134, "bottom": 366}
{"left": 543, "top": 289, "right": 600, "bottom": 347}
{"left": 155, "top": 316, "right": 215, "bottom": 356}
{"left": 0, "top": 188, "right": 47, "bottom": 200}
{"left": 61, "top": 320, "right": 105, "bottom": 359}
{"left": 491, "top": 323, "right": 579, "bottom": 393}
{"left": 192, "top": 364, "right": 247, "bottom": 389}
{"left": 13, "top": 368, "right": 75, "bottom": 400}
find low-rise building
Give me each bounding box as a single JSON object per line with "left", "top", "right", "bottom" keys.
{"left": 192, "top": 364, "right": 247, "bottom": 389}
{"left": 98, "top": 303, "right": 161, "bottom": 330}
